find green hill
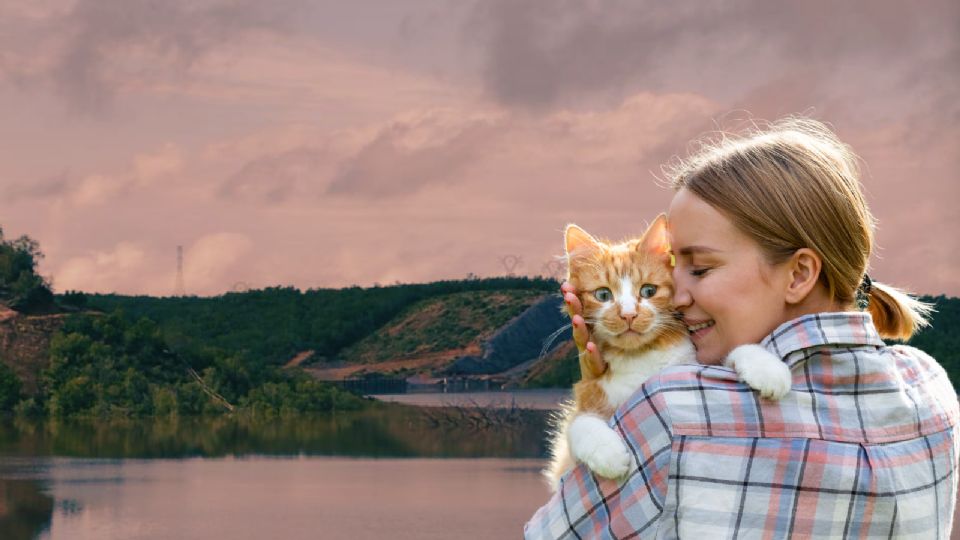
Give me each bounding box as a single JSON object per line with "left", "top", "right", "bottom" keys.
{"left": 338, "top": 289, "right": 548, "bottom": 364}
{"left": 79, "top": 277, "right": 558, "bottom": 366}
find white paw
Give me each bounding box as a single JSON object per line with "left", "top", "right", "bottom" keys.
{"left": 725, "top": 344, "right": 792, "bottom": 400}
{"left": 583, "top": 437, "right": 632, "bottom": 479}
{"left": 568, "top": 414, "right": 632, "bottom": 480}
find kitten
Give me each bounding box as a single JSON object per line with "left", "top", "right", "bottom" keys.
{"left": 544, "top": 214, "right": 791, "bottom": 491}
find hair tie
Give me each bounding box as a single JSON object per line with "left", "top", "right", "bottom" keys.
{"left": 856, "top": 274, "right": 872, "bottom": 310}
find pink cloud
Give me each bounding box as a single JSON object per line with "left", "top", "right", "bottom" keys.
{"left": 0, "top": 1, "right": 953, "bottom": 298}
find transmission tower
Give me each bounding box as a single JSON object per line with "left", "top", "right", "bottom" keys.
{"left": 174, "top": 245, "right": 185, "bottom": 296}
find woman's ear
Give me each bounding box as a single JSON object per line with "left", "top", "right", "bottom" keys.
{"left": 784, "top": 248, "right": 823, "bottom": 304}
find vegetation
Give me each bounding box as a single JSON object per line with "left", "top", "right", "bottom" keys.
{"left": 21, "top": 311, "right": 367, "bottom": 418}
{"left": 907, "top": 295, "right": 960, "bottom": 388}
{"left": 81, "top": 277, "right": 558, "bottom": 366}
{"left": 340, "top": 289, "right": 547, "bottom": 364}
{"left": 521, "top": 342, "right": 579, "bottom": 389}
{"left": 0, "top": 228, "right": 55, "bottom": 314}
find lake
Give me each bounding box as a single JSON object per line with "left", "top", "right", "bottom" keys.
{"left": 0, "top": 392, "right": 564, "bottom": 540}
{"left": 0, "top": 456, "right": 547, "bottom": 540}
{"left": 3, "top": 390, "right": 959, "bottom": 539}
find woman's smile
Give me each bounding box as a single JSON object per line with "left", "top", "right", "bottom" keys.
{"left": 685, "top": 319, "right": 715, "bottom": 342}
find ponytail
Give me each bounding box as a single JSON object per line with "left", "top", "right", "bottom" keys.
{"left": 867, "top": 281, "right": 934, "bottom": 341}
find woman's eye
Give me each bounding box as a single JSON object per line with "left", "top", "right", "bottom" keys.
{"left": 640, "top": 284, "right": 657, "bottom": 298}
{"left": 593, "top": 287, "right": 613, "bottom": 302}
{"left": 690, "top": 267, "right": 710, "bottom": 277}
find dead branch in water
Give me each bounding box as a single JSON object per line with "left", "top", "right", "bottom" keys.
{"left": 419, "top": 398, "right": 530, "bottom": 431}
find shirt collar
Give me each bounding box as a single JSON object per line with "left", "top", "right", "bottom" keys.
{"left": 760, "top": 312, "right": 885, "bottom": 364}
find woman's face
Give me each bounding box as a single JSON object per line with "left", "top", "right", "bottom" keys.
{"left": 667, "top": 189, "right": 791, "bottom": 364}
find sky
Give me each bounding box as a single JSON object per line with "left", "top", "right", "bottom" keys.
{"left": 0, "top": 0, "right": 957, "bottom": 297}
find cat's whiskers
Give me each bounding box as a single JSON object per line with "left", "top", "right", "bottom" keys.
{"left": 540, "top": 323, "right": 573, "bottom": 359}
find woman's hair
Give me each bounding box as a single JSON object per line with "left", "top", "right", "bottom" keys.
{"left": 666, "top": 116, "right": 932, "bottom": 340}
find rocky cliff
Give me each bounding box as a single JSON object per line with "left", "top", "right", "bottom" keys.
{"left": 0, "top": 306, "right": 67, "bottom": 395}
{"left": 445, "top": 295, "right": 569, "bottom": 375}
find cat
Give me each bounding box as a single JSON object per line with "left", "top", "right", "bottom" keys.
{"left": 544, "top": 214, "right": 792, "bottom": 491}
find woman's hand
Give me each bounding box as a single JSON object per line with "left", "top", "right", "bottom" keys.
{"left": 561, "top": 281, "right": 608, "bottom": 379}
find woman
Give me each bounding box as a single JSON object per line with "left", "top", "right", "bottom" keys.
{"left": 525, "top": 118, "right": 959, "bottom": 538}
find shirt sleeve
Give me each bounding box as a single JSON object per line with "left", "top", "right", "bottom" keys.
{"left": 524, "top": 380, "right": 674, "bottom": 539}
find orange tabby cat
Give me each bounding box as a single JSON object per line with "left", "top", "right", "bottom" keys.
{"left": 544, "top": 215, "right": 791, "bottom": 491}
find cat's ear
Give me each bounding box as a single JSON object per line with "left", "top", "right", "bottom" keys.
{"left": 639, "top": 213, "right": 670, "bottom": 255}
{"left": 564, "top": 224, "right": 600, "bottom": 257}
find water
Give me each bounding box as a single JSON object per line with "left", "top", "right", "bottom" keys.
{"left": 2, "top": 457, "right": 547, "bottom": 540}
{"left": 0, "top": 394, "right": 561, "bottom": 540}
{"left": 374, "top": 388, "right": 570, "bottom": 409}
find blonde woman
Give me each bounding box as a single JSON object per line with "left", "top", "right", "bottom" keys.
{"left": 526, "top": 118, "right": 959, "bottom": 538}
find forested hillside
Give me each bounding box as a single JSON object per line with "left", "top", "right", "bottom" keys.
{"left": 338, "top": 289, "right": 548, "bottom": 365}
{"left": 908, "top": 295, "right": 959, "bottom": 387}
{"left": 74, "top": 288, "right": 960, "bottom": 390}
{"left": 77, "top": 277, "right": 558, "bottom": 365}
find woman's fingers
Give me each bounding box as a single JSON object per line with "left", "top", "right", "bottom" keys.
{"left": 562, "top": 280, "right": 607, "bottom": 377}
{"left": 563, "top": 292, "right": 583, "bottom": 316}
{"left": 578, "top": 340, "right": 607, "bottom": 379}
{"left": 561, "top": 281, "right": 582, "bottom": 313}
{"left": 562, "top": 282, "right": 587, "bottom": 348}
{"left": 585, "top": 341, "right": 607, "bottom": 377}
{"left": 571, "top": 314, "right": 589, "bottom": 350}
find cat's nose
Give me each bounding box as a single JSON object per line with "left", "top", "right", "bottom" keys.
{"left": 621, "top": 312, "right": 636, "bottom": 326}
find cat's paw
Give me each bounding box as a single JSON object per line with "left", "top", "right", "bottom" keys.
{"left": 568, "top": 414, "right": 632, "bottom": 480}
{"left": 583, "top": 438, "right": 631, "bottom": 480}
{"left": 725, "top": 344, "right": 792, "bottom": 400}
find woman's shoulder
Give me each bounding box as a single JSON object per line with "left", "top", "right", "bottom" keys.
{"left": 620, "top": 363, "right": 741, "bottom": 419}
{"left": 885, "top": 342, "right": 935, "bottom": 359}
{"left": 883, "top": 342, "right": 951, "bottom": 384}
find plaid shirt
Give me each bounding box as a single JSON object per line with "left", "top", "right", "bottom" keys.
{"left": 525, "top": 312, "right": 960, "bottom": 539}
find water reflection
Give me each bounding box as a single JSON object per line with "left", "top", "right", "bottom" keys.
{"left": 0, "top": 404, "right": 552, "bottom": 460}
{"left": 0, "top": 478, "right": 54, "bottom": 540}
{"left": 0, "top": 405, "right": 556, "bottom": 539}
{"left": 2, "top": 456, "right": 548, "bottom": 540}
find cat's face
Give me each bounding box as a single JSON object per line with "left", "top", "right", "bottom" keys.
{"left": 564, "top": 215, "right": 683, "bottom": 351}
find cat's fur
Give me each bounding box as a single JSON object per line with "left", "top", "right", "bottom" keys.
{"left": 544, "top": 215, "right": 792, "bottom": 491}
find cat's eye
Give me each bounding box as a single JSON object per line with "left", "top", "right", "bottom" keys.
{"left": 640, "top": 284, "right": 657, "bottom": 298}
{"left": 593, "top": 287, "right": 613, "bottom": 302}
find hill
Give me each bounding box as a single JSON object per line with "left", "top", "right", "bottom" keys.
{"left": 0, "top": 283, "right": 950, "bottom": 399}
{"left": 310, "top": 289, "right": 548, "bottom": 379}
{"left": 80, "top": 277, "right": 558, "bottom": 366}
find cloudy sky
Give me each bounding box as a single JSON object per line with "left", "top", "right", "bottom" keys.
{"left": 1, "top": 0, "right": 957, "bottom": 296}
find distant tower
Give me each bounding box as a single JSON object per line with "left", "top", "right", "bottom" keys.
{"left": 174, "top": 245, "right": 185, "bottom": 297}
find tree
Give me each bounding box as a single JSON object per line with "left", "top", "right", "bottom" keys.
{"left": 0, "top": 227, "right": 55, "bottom": 313}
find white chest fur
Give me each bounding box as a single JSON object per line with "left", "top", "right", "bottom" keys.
{"left": 599, "top": 340, "right": 696, "bottom": 408}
